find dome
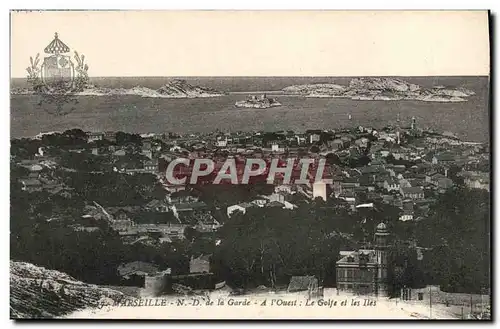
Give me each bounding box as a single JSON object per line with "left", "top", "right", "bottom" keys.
{"left": 375, "top": 222, "right": 390, "bottom": 236}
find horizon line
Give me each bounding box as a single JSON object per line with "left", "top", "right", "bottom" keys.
{"left": 10, "top": 75, "right": 490, "bottom": 79}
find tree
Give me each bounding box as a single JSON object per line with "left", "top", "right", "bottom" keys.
{"left": 413, "top": 187, "right": 490, "bottom": 293}
{"left": 326, "top": 153, "right": 341, "bottom": 166}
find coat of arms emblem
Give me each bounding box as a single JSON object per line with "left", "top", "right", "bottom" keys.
{"left": 26, "top": 32, "right": 90, "bottom": 115}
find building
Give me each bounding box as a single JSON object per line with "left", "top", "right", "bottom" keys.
{"left": 461, "top": 172, "right": 490, "bottom": 192}
{"left": 216, "top": 137, "right": 228, "bottom": 147}
{"left": 336, "top": 223, "right": 391, "bottom": 296}
{"left": 400, "top": 187, "right": 425, "bottom": 200}
{"left": 87, "top": 132, "right": 104, "bottom": 143}
{"left": 327, "top": 139, "right": 344, "bottom": 151}
{"left": 19, "top": 178, "right": 42, "bottom": 192}
{"left": 399, "top": 201, "right": 415, "bottom": 221}
{"left": 104, "top": 131, "right": 116, "bottom": 142}
{"left": 143, "top": 159, "right": 158, "bottom": 173}
{"left": 271, "top": 142, "right": 286, "bottom": 153}
{"left": 171, "top": 201, "right": 208, "bottom": 219}
{"left": 435, "top": 177, "right": 454, "bottom": 190}
{"left": 144, "top": 199, "right": 170, "bottom": 212}
{"left": 309, "top": 133, "right": 321, "bottom": 144}
{"left": 383, "top": 177, "right": 400, "bottom": 192}
{"left": 287, "top": 276, "right": 320, "bottom": 298}
{"left": 117, "top": 261, "right": 160, "bottom": 286}
{"left": 227, "top": 202, "right": 255, "bottom": 217}
{"left": 313, "top": 180, "right": 327, "bottom": 201}
{"left": 190, "top": 254, "right": 211, "bottom": 273}
{"left": 432, "top": 153, "right": 456, "bottom": 165}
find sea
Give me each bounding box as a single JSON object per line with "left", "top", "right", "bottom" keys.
{"left": 10, "top": 76, "right": 490, "bottom": 142}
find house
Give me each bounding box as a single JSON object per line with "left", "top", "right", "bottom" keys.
{"left": 295, "top": 134, "right": 307, "bottom": 145}
{"left": 327, "top": 139, "right": 344, "bottom": 151}
{"left": 392, "top": 151, "right": 410, "bottom": 161}
{"left": 19, "top": 178, "right": 42, "bottom": 192}
{"left": 142, "top": 149, "right": 153, "bottom": 159}
{"left": 399, "top": 178, "right": 412, "bottom": 188}
{"left": 383, "top": 177, "right": 400, "bottom": 192}
{"left": 166, "top": 193, "right": 199, "bottom": 204}
{"left": 400, "top": 187, "right": 424, "bottom": 200}
{"left": 435, "top": 177, "right": 454, "bottom": 190}
{"left": 336, "top": 250, "right": 378, "bottom": 295}
{"left": 287, "top": 276, "right": 319, "bottom": 296}
{"left": 382, "top": 195, "right": 395, "bottom": 204}
{"left": 216, "top": 137, "right": 228, "bottom": 147}
{"left": 104, "top": 131, "right": 116, "bottom": 142}
{"left": 275, "top": 184, "right": 294, "bottom": 194}
{"left": 309, "top": 133, "right": 321, "bottom": 144}
{"left": 190, "top": 254, "right": 211, "bottom": 273}
{"left": 463, "top": 174, "right": 490, "bottom": 192}
{"left": 143, "top": 159, "right": 158, "bottom": 173}
{"left": 336, "top": 223, "right": 391, "bottom": 297}
{"left": 171, "top": 201, "right": 209, "bottom": 219}
{"left": 341, "top": 181, "right": 359, "bottom": 194}
{"left": 399, "top": 201, "right": 414, "bottom": 221}
{"left": 432, "top": 153, "right": 456, "bottom": 165}
{"left": 194, "top": 215, "right": 222, "bottom": 232}
{"left": 227, "top": 202, "right": 255, "bottom": 217}
{"left": 144, "top": 199, "right": 170, "bottom": 212}
{"left": 117, "top": 261, "right": 160, "bottom": 280}
{"left": 72, "top": 225, "right": 100, "bottom": 233}
{"left": 339, "top": 192, "right": 356, "bottom": 210}
{"left": 271, "top": 143, "right": 286, "bottom": 153}
{"left": 113, "top": 149, "right": 127, "bottom": 157}
{"left": 355, "top": 137, "right": 369, "bottom": 148}
{"left": 87, "top": 132, "right": 104, "bottom": 143}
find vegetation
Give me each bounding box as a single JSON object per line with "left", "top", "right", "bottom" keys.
{"left": 9, "top": 131, "right": 490, "bottom": 295}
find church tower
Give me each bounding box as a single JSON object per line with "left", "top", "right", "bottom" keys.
{"left": 395, "top": 113, "right": 401, "bottom": 145}
{"left": 374, "top": 222, "right": 390, "bottom": 297}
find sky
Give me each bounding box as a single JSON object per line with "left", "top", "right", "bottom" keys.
{"left": 10, "top": 10, "right": 490, "bottom": 78}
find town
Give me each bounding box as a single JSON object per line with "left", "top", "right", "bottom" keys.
{"left": 10, "top": 117, "right": 490, "bottom": 318}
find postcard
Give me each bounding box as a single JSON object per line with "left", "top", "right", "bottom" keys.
{"left": 10, "top": 10, "right": 491, "bottom": 320}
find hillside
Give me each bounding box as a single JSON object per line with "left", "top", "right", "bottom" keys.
{"left": 10, "top": 261, "right": 131, "bottom": 319}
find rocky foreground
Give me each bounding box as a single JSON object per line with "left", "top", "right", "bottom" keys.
{"left": 283, "top": 77, "right": 476, "bottom": 102}
{"left": 10, "top": 261, "right": 130, "bottom": 319}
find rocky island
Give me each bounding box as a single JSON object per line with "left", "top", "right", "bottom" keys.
{"left": 11, "top": 79, "right": 225, "bottom": 99}
{"left": 235, "top": 94, "right": 282, "bottom": 109}
{"left": 283, "top": 77, "right": 476, "bottom": 103}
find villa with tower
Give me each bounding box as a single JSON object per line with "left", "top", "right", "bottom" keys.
{"left": 336, "top": 222, "right": 391, "bottom": 297}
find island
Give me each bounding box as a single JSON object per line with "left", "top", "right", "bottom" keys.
{"left": 235, "top": 94, "right": 282, "bottom": 109}
{"left": 283, "top": 77, "right": 476, "bottom": 103}
{"left": 11, "top": 79, "right": 226, "bottom": 99}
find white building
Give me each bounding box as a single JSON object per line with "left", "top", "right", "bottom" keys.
{"left": 271, "top": 142, "right": 285, "bottom": 153}
{"left": 312, "top": 181, "right": 327, "bottom": 201}
{"left": 227, "top": 202, "right": 255, "bottom": 217}
{"left": 216, "top": 137, "right": 228, "bottom": 147}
